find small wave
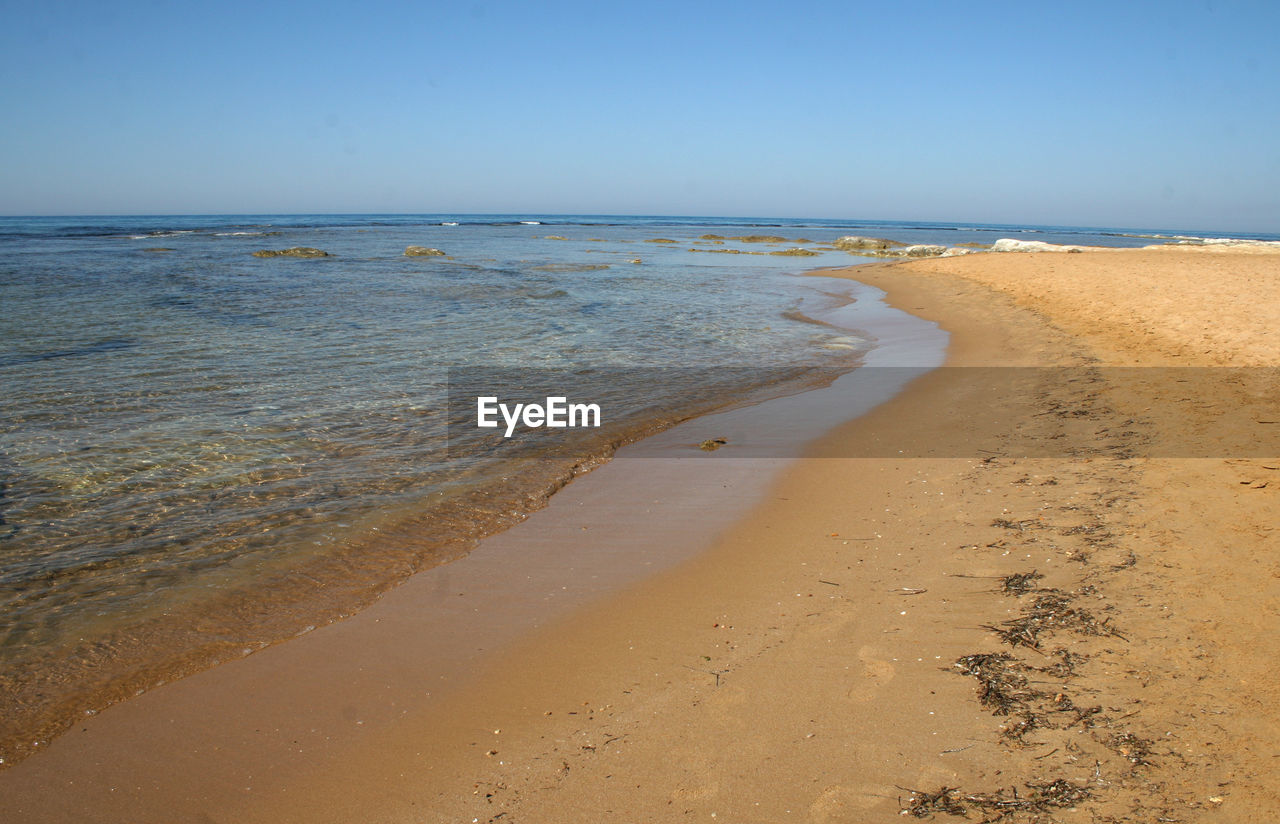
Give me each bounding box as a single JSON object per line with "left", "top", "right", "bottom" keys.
{"left": 1100, "top": 231, "right": 1181, "bottom": 240}
{"left": 520, "top": 221, "right": 542, "bottom": 225}
{"left": 441, "top": 222, "right": 459, "bottom": 226}
{"left": 128, "top": 230, "right": 198, "bottom": 240}
{"left": 1187, "top": 237, "right": 1280, "bottom": 247}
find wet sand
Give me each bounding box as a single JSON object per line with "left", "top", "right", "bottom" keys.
{"left": 1, "top": 247, "right": 1277, "bottom": 822}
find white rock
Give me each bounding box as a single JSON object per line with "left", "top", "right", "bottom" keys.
{"left": 990, "top": 238, "right": 1086, "bottom": 253}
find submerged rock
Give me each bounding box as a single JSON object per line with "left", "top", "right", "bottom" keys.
{"left": 252, "top": 247, "right": 331, "bottom": 258}
{"left": 530, "top": 263, "right": 610, "bottom": 272}
{"left": 769, "top": 247, "right": 820, "bottom": 256}
{"left": 699, "top": 234, "right": 726, "bottom": 240}
{"left": 542, "top": 235, "right": 569, "bottom": 241}
{"left": 645, "top": 238, "right": 678, "bottom": 243}
{"left": 730, "top": 235, "right": 788, "bottom": 243}
{"left": 404, "top": 246, "right": 446, "bottom": 256}
{"left": 832, "top": 235, "right": 902, "bottom": 251}
{"left": 142, "top": 247, "right": 174, "bottom": 252}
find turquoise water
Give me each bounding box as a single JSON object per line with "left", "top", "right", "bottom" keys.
{"left": 1, "top": 213, "right": 1273, "bottom": 760}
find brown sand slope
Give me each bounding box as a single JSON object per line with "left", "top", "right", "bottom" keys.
{"left": 0, "top": 247, "right": 1276, "bottom": 823}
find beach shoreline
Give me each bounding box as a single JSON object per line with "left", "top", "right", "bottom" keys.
{"left": 0, "top": 268, "right": 945, "bottom": 816}
{"left": 1, "top": 246, "right": 1277, "bottom": 822}
{"left": 0, "top": 270, "right": 941, "bottom": 772}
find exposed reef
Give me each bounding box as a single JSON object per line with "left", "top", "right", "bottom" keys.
{"left": 252, "top": 247, "right": 331, "bottom": 258}
{"left": 832, "top": 235, "right": 904, "bottom": 251}
{"left": 729, "top": 234, "right": 788, "bottom": 243}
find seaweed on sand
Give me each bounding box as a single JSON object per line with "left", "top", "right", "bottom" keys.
{"left": 900, "top": 786, "right": 968, "bottom": 818}
{"left": 991, "top": 518, "right": 1041, "bottom": 531}
{"left": 901, "top": 779, "right": 1092, "bottom": 820}
{"left": 954, "top": 653, "right": 1042, "bottom": 716}
{"left": 985, "top": 589, "right": 1124, "bottom": 649}
{"left": 953, "top": 648, "right": 1102, "bottom": 745}
{"left": 1034, "top": 648, "right": 1088, "bottom": 679}
{"left": 1000, "top": 571, "right": 1044, "bottom": 595}
{"left": 1106, "top": 732, "right": 1156, "bottom": 766}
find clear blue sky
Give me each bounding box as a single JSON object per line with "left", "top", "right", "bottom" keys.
{"left": 1, "top": 0, "right": 1277, "bottom": 232}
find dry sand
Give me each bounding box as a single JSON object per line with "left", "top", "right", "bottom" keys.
{"left": 0, "top": 247, "right": 1276, "bottom": 822}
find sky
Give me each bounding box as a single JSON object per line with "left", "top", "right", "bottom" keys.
{"left": 1, "top": 0, "right": 1277, "bottom": 232}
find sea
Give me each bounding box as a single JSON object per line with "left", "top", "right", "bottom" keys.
{"left": 1, "top": 213, "right": 1274, "bottom": 761}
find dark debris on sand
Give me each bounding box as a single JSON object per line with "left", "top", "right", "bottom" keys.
{"left": 1000, "top": 570, "right": 1044, "bottom": 595}
{"left": 984, "top": 588, "right": 1125, "bottom": 650}
{"left": 901, "top": 778, "right": 1092, "bottom": 821}
{"left": 896, "top": 366, "right": 1180, "bottom": 822}
{"left": 952, "top": 647, "right": 1103, "bottom": 745}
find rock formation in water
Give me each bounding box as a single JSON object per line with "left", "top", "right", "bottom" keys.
{"left": 990, "top": 238, "right": 1086, "bottom": 253}
{"left": 832, "top": 235, "right": 903, "bottom": 251}
{"left": 252, "top": 247, "right": 331, "bottom": 258}
{"left": 902, "top": 244, "right": 947, "bottom": 257}
{"left": 730, "top": 235, "right": 788, "bottom": 243}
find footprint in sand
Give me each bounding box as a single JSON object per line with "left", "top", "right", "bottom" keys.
{"left": 702, "top": 683, "right": 748, "bottom": 718}
{"left": 847, "top": 645, "right": 896, "bottom": 703}
{"left": 809, "top": 784, "right": 890, "bottom": 821}
{"left": 669, "top": 766, "right": 720, "bottom": 802}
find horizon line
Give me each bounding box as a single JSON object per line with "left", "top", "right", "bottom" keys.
{"left": 0, "top": 212, "right": 1273, "bottom": 240}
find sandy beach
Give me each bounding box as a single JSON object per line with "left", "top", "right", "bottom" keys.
{"left": 1, "top": 246, "right": 1277, "bottom": 823}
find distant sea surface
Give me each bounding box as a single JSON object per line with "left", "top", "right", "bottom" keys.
{"left": 1, "top": 213, "right": 1273, "bottom": 761}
